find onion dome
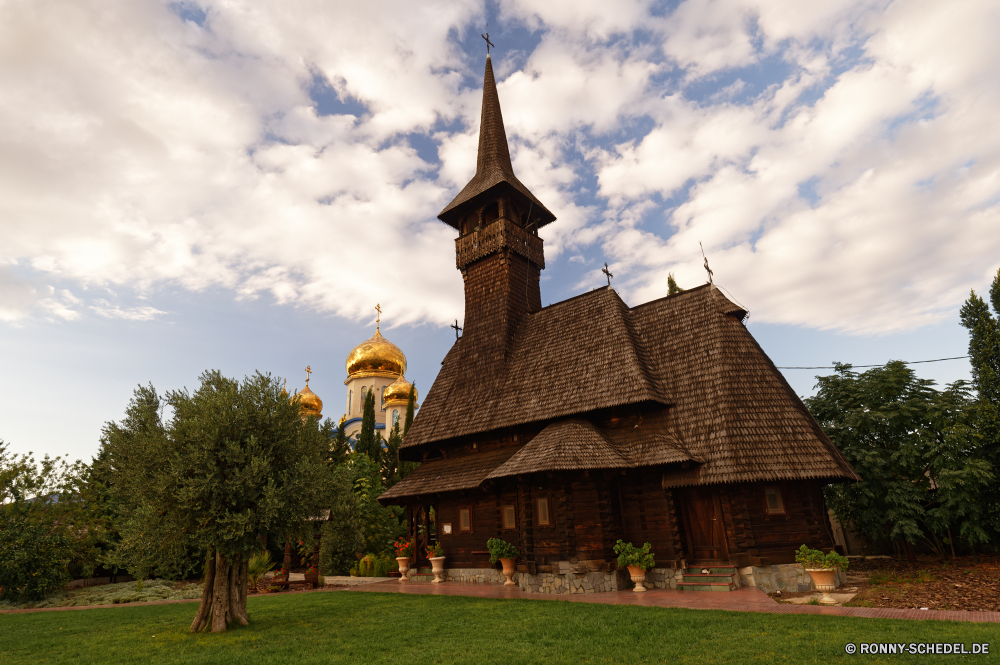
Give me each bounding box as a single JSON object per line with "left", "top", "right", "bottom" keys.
{"left": 294, "top": 384, "right": 323, "bottom": 419}
{"left": 291, "top": 366, "right": 322, "bottom": 419}
{"left": 346, "top": 329, "right": 407, "bottom": 379}
{"left": 383, "top": 374, "right": 417, "bottom": 407}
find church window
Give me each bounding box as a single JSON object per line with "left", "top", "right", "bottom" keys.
{"left": 348, "top": 390, "right": 352, "bottom": 414}
{"left": 535, "top": 497, "right": 551, "bottom": 526}
{"left": 459, "top": 508, "right": 472, "bottom": 532}
{"left": 392, "top": 409, "right": 400, "bottom": 427}
{"left": 381, "top": 387, "right": 386, "bottom": 411}
{"left": 764, "top": 487, "right": 785, "bottom": 515}
{"left": 502, "top": 505, "right": 516, "bottom": 530}
{"left": 361, "top": 386, "right": 368, "bottom": 404}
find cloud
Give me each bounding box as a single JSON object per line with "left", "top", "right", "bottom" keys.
{"left": 91, "top": 300, "right": 167, "bottom": 321}
{"left": 1, "top": 0, "right": 997, "bottom": 338}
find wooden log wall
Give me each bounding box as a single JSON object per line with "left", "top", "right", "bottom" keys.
{"left": 618, "top": 468, "right": 683, "bottom": 562}
{"left": 734, "top": 480, "right": 836, "bottom": 564}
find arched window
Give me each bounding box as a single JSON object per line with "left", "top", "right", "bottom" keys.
{"left": 381, "top": 386, "right": 386, "bottom": 411}
{"left": 361, "top": 386, "right": 368, "bottom": 405}
{"left": 392, "top": 409, "right": 400, "bottom": 427}
{"left": 348, "top": 390, "right": 353, "bottom": 414}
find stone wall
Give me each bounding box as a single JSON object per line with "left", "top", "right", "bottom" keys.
{"left": 444, "top": 567, "right": 684, "bottom": 594}
{"left": 737, "top": 564, "right": 846, "bottom": 594}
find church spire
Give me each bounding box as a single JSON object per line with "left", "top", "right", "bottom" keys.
{"left": 437, "top": 56, "right": 555, "bottom": 230}
{"left": 476, "top": 55, "right": 514, "bottom": 179}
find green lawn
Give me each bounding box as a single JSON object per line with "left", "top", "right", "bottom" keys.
{"left": 0, "top": 590, "right": 994, "bottom": 664}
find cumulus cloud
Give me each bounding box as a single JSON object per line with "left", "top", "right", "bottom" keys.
{"left": 1, "top": 0, "right": 997, "bottom": 337}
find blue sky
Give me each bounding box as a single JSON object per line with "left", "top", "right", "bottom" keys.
{"left": 2, "top": 0, "right": 996, "bottom": 463}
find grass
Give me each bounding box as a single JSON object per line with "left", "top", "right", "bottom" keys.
{"left": 0, "top": 590, "right": 995, "bottom": 664}
{"left": 0, "top": 580, "right": 203, "bottom": 610}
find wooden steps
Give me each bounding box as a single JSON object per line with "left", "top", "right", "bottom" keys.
{"left": 677, "top": 567, "right": 738, "bottom": 591}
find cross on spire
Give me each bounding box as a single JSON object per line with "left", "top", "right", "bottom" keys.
{"left": 602, "top": 262, "right": 614, "bottom": 287}
{"left": 699, "top": 241, "right": 714, "bottom": 285}
{"left": 375, "top": 303, "right": 382, "bottom": 331}
{"left": 451, "top": 319, "right": 463, "bottom": 340}
{"left": 304, "top": 365, "right": 312, "bottom": 386}
{"left": 481, "top": 27, "right": 494, "bottom": 55}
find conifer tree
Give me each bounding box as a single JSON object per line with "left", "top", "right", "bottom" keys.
{"left": 667, "top": 273, "right": 683, "bottom": 296}
{"left": 959, "top": 267, "right": 1000, "bottom": 545}
{"left": 403, "top": 385, "right": 416, "bottom": 436}
{"left": 357, "top": 388, "right": 377, "bottom": 459}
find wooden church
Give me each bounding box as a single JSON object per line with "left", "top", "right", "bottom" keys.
{"left": 379, "top": 53, "right": 859, "bottom": 581}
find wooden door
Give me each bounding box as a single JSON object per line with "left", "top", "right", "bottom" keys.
{"left": 680, "top": 486, "right": 728, "bottom": 563}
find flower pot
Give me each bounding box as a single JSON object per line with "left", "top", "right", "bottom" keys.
{"left": 396, "top": 557, "right": 411, "bottom": 582}
{"left": 805, "top": 568, "right": 838, "bottom": 605}
{"left": 627, "top": 565, "right": 647, "bottom": 593}
{"left": 500, "top": 558, "right": 517, "bottom": 586}
{"left": 429, "top": 556, "right": 446, "bottom": 583}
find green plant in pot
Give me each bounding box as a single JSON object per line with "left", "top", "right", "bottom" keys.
{"left": 614, "top": 540, "right": 655, "bottom": 593}
{"left": 795, "top": 545, "right": 849, "bottom": 605}
{"left": 487, "top": 538, "right": 519, "bottom": 586}
{"left": 426, "top": 542, "right": 446, "bottom": 584}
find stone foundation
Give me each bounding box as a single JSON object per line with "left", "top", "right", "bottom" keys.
{"left": 444, "top": 563, "right": 843, "bottom": 595}
{"left": 737, "top": 564, "right": 846, "bottom": 594}
{"left": 443, "top": 566, "right": 685, "bottom": 594}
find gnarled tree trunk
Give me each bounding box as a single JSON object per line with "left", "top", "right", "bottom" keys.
{"left": 190, "top": 549, "right": 250, "bottom": 633}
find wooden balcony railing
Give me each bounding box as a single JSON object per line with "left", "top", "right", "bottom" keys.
{"left": 455, "top": 218, "right": 545, "bottom": 271}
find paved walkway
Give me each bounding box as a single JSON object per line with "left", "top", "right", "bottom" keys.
{"left": 347, "top": 580, "right": 1000, "bottom": 623}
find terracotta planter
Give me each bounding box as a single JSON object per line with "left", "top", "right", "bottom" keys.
{"left": 500, "top": 558, "right": 517, "bottom": 586}
{"left": 627, "top": 565, "right": 647, "bottom": 593}
{"left": 805, "top": 568, "right": 838, "bottom": 605}
{"left": 396, "top": 556, "right": 411, "bottom": 582}
{"left": 430, "top": 556, "right": 446, "bottom": 583}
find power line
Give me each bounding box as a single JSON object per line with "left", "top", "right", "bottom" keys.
{"left": 777, "top": 355, "right": 969, "bottom": 370}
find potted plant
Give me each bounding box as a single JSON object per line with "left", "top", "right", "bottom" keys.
{"left": 487, "top": 538, "right": 519, "bottom": 586}
{"left": 614, "top": 540, "right": 655, "bottom": 593}
{"left": 795, "top": 545, "right": 849, "bottom": 605}
{"left": 426, "top": 543, "right": 446, "bottom": 583}
{"left": 394, "top": 537, "right": 413, "bottom": 582}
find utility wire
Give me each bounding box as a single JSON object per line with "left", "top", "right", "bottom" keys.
{"left": 777, "top": 356, "right": 969, "bottom": 370}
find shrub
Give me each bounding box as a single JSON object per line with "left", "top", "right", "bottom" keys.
{"left": 794, "top": 545, "right": 849, "bottom": 570}
{"left": 613, "top": 540, "right": 655, "bottom": 571}
{"left": 0, "top": 502, "right": 73, "bottom": 603}
{"left": 247, "top": 551, "right": 275, "bottom": 592}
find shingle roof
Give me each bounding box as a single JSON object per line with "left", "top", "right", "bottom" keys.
{"left": 399, "top": 284, "right": 859, "bottom": 489}
{"left": 437, "top": 55, "right": 555, "bottom": 229}
{"left": 378, "top": 446, "right": 521, "bottom": 502}
{"left": 405, "top": 287, "right": 660, "bottom": 447}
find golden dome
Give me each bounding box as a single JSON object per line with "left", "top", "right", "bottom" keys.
{"left": 346, "top": 329, "right": 407, "bottom": 379}
{"left": 293, "top": 384, "right": 323, "bottom": 419}
{"left": 383, "top": 374, "right": 417, "bottom": 406}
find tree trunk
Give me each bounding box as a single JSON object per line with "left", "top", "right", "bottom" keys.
{"left": 189, "top": 550, "right": 216, "bottom": 633}
{"left": 190, "top": 549, "right": 251, "bottom": 633}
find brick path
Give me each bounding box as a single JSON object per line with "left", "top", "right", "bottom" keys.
{"left": 347, "top": 580, "right": 1000, "bottom": 623}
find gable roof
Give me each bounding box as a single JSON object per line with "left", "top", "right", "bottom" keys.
{"left": 437, "top": 55, "right": 555, "bottom": 229}
{"left": 399, "top": 283, "right": 858, "bottom": 489}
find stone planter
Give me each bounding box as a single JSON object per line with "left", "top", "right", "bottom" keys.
{"left": 396, "top": 556, "right": 411, "bottom": 582}
{"left": 500, "top": 558, "right": 517, "bottom": 586}
{"left": 627, "top": 565, "right": 647, "bottom": 593}
{"left": 805, "top": 568, "right": 838, "bottom": 605}
{"left": 430, "top": 556, "right": 446, "bottom": 583}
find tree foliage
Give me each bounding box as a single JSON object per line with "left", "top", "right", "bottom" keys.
{"left": 667, "top": 273, "right": 684, "bottom": 296}
{"left": 356, "top": 388, "right": 379, "bottom": 460}
{"left": 101, "top": 371, "right": 335, "bottom": 632}
{"left": 959, "top": 267, "right": 1000, "bottom": 544}
{"left": 0, "top": 443, "right": 76, "bottom": 602}
{"left": 807, "top": 362, "right": 994, "bottom": 558}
